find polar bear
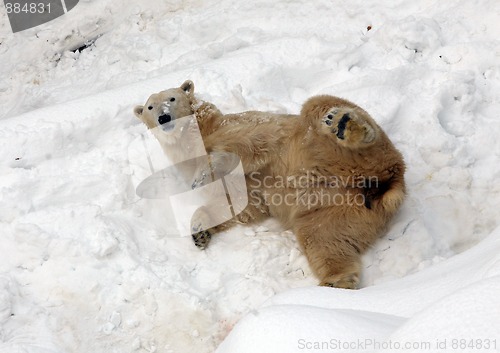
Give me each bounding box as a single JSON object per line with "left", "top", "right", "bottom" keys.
{"left": 133, "top": 81, "right": 292, "bottom": 246}
{"left": 134, "top": 82, "right": 406, "bottom": 289}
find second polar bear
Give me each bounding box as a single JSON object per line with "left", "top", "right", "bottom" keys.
{"left": 134, "top": 81, "right": 406, "bottom": 289}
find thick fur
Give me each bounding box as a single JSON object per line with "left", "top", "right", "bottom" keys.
{"left": 133, "top": 80, "right": 292, "bottom": 164}
{"left": 134, "top": 81, "right": 291, "bottom": 247}
{"left": 134, "top": 82, "right": 406, "bottom": 289}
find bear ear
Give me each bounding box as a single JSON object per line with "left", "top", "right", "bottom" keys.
{"left": 180, "top": 80, "right": 194, "bottom": 95}
{"left": 134, "top": 105, "right": 144, "bottom": 118}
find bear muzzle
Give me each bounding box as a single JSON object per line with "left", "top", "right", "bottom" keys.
{"left": 158, "top": 114, "right": 172, "bottom": 125}
{"left": 158, "top": 114, "right": 174, "bottom": 131}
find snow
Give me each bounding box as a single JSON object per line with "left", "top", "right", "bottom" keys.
{"left": 218, "top": 227, "right": 500, "bottom": 352}
{"left": 0, "top": 0, "right": 499, "bottom": 352}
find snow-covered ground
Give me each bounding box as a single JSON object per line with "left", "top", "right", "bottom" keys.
{"left": 0, "top": 0, "right": 499, "bottom": 352}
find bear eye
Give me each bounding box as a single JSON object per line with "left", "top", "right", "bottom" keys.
{"left": 170, "top": 97, "right": 175, "bottom": 102}
{"left": 148, "top": 106, "right": 153, "bottom": 110}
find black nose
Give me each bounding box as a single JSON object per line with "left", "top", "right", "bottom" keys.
{"left": 158, "top": 114, "right": 172, "bottom": 125}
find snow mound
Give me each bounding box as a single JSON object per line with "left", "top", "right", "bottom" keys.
{"left": 217, "top": 227, "right": 500, "bottom": 353}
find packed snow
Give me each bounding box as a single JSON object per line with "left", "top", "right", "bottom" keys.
{"left": 0, "top": 0, "right": 499, "bottom": 352}
{"left": 217, "top": 227, "right": 500, "bottom": 353}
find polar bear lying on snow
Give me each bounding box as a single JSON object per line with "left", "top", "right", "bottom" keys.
{"left": 134, "top": 80, "right": 406, "bottom": 289}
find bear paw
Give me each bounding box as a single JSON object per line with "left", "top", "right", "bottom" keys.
{"left": 191, "top": 151, "right": 241, "bottom": 189}
{"left": 191, "top": 230, "right": 212, "bottom": 250}
{"left": 323, "top": 108, "right": 377, "bottom": 148}
{"left": 190, "top": 206, "right": 215, "bottom": 249}
{"left": 191, "top": 169, "right": 211, "bottom": 189}
{"left": 319, "top": 272, "right": 360, "bottom": 289}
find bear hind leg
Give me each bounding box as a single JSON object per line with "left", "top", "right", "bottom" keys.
{"left": 295, "top": 225, "right": 364, "bottom": 289}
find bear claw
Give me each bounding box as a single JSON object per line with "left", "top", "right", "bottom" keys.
{"left": 323, "top": 108, "right": 376, "bottom": 147}
{"left": 192, "top": 171, "right": 208, "bottom": 189}
{"left": 192, "top": 230, "right": 212, "bottom": 250}
{"left": 319, "top": 273, "right": 360, "bottom": 289}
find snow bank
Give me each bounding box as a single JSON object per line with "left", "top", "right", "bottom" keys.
{"left": 0, "top": 0, "right": 499, "bottom": 352}
{"left": 217, "top": 226, "right": 500, "bottom": 352}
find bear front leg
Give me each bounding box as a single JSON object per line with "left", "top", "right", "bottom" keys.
{"left": 193, "top": 101, "right": 225, "bottom": 136}
{"left": 190, "top": 206, "right": 217, "bottom": 249}
{"left": 203, "top": 123, "right": 283, "bottom": 174}
{"left": 191, "top": 151, "right": 241, "bottom": 190}
{"left": 190, "top": 190, "right": 270, "bottom": 249}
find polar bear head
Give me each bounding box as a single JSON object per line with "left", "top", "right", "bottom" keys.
{"left": 134, "top": 80, "right": 195, "bottom": 134}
